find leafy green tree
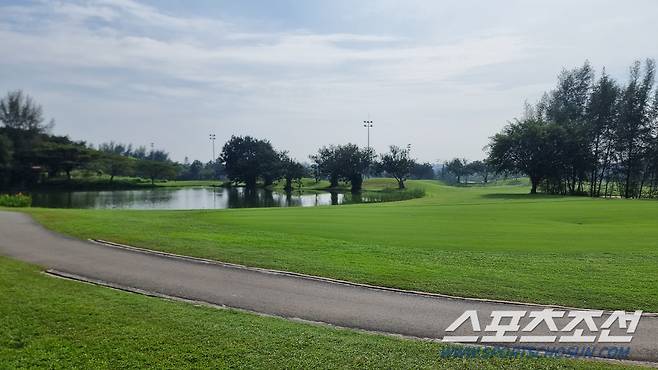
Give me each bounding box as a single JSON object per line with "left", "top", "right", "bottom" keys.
{"left": 310, "top": 145, "right": 343, "bottom": 188}
{"left": 188, "top": 160, "right": 204, "bottom": 180}
{"left": 410, "top": 162, "right": 435, "bottom": 180}
{"left": 489, "top": 58, "right": 657, "bottom": 198}
{"left": 335, "top": 144, "right": 374, "bottom": 192}
{"left": 32, "top": 142, "right": 95, "bottom": 181}
{"left": 98, "top": 141, "right": 133, "bottom": 157}
{"left": 0, "top": 133, "right": 13, "bottom": 188}
{"left": 466, "top": 160, "right": 489, "bottom": 183}
{"left": 148, "top": 149, "right": 170, "bottom": 162}
{"left": 444, "top": 158, "right": 468, "bottom": 184}
{"left": 311, "top": 144, "right": 374, "bottom": 191}
{"left": 261, "top": 150, "right": 283, "bottom": 187}
{"left": 0, "top": 133, "right": 12, "bottom": 169}
{"left": 0, "top": 90, "right": 51, "bottom": 133}
{"left": 615, "top": 59, "right": 655, "bottom": 198}
{"left": 543, "top": 61, "right": 594, "bottom": 194}
{"left": 99, "top": 154, "right": 135, "bottom": 182}
{"left": 488, "top": 119, "right": 560, "bottom": 194}
{"left": 137, "top": 159, "right": 177, "bottom": 185}
{"left": 586, "top": 70, "right": 619, "bottom": 196}
{"left": 280, "top": 153, "right": 306, "bottom": 191}
{"left": 379, "top": 145, "right": 415, "bottom": 189}
{"left": 220, "top": 136, "right": 280, "bottom": 188}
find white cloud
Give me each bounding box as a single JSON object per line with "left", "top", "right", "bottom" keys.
{"left": 0, "top": 0, "right": 656, "bottom": 162}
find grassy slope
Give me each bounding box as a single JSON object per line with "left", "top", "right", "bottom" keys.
{"left": 24, "top": 179, "right": 658, "bottom": 311}
{"left": 0, "top": 257, "right": 637, "bottom": 369}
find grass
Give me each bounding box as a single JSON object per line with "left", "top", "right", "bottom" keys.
{"left": 21, "top": 178, "right": 658, "bottom": 312}
{"left": 0, "top": 257, "right": 638, "bottom": 369}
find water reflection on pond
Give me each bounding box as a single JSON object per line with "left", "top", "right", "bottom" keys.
{"left": 30, "top": 187, "right": 386, "bottom": 210}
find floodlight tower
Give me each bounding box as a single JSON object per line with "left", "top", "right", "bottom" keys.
{"left": 363, "top": 119, "right": 373, "bottom": 152}
{"left": 209, "top": 133, "right": 216, "bottom": 163}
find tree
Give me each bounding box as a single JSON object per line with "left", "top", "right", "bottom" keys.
{"left": 543, "top": 61, "right": 594, "bottom": 195}
{"left": 466, "top": 160, "right": 489, "bottom": 183}
{"left": 379, "top": 145, "right": 415, "bottom": 189}
{"left": 32, "top": 141, "right": 95, "bottom": 180}
{"left": 444, "top": 158, "right": 468, "bottom": 184}
{"left": 188, "top": 160, "right": 204, "bottom": 180}
{"left": 99, "top": 154, "right": 134, "bottom": 182}
{"left": 586, "top": 70, "right": 619, "bottom": 196}
{"left": 149, "top": 149, "right": 170, "bottom": 162}
{"left": 311, "top": 144, "right": 373, "bottom": 191}
{"left": 280, "top": 153, "right": 306, "bottom": 191}
{"left": 137, "top": 159, "right": 177, "bottom": 185}
{"left": 615, "top": 59, "right": 655, "bottom": 198}
{"left": 219, "top": 136, "right": 280, "bottom": 188}
{"left": 98, "top": 141, "right": 133, "bottom": 157}
{"left": 0, "top": 133, "right": 12, "bottom": 188}
{"left": 310, "top": 145, "right": 342, "bottom": 188}
{"left": 132, "top": 146, "right": 148, "bottom": 160}
{"left": 411, "top": 162, "right": 435, "bottom": 180}
{"left": 260, "top": 149, "right": 283, "bottom": 187}
{"left": 0, "top": 90, "right": 51, "bottom": 133}
{"left": 488, "top": 58, "right": 657, "bottom": 198}
{"left": 488, "top": 119, "right": 559, "bottom": 194}
{"left": 335, "top": 144, "right": 374, "bottom": 192}
{"left": 545, "top": 62, "right": 593, "bottom": 124}
{"left": 0, "top": 133, "right": 12, "bottom": 169}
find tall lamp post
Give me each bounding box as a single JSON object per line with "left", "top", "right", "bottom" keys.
{"left": 363, "top": 119, "right": 373, "bottom": 152}
{"left": 363, "top": 119, "right": 374, "bottom": 179}
{"left": 209, "top": 133, "right": 216, "bottom": 163}
{"left": 209, "top": 133, "right": 216, "bottom": 181}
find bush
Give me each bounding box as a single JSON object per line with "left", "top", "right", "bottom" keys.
{"left": 0, "top": 193, "right": 32, "bottom": 207}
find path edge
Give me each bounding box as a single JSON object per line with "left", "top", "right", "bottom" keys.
{"left": 44, "top": 268, "right": 658, "bottom": 369}
{"left": 90, "top": 238, "right": 658, "bottom": 316}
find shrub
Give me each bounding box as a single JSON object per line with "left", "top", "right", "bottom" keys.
{"left": 0, "top": 193, "right": 32, "bottom": 207}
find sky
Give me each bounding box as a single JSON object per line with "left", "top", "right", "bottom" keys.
{"left": 1, "top": 0, "right": 657, "bottom": 163}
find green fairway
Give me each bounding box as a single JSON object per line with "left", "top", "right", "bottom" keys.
{"left": 23, "top": 179, "right": 658, "bottom": 311}
{"left": 0, "top": 257, "right": 638, "bottom": 369}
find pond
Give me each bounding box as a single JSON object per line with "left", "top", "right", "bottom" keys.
{"left": 29, "top": 187, "right": 387, "bottom": 210}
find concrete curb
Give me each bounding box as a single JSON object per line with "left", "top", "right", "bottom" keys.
{"left": 45, "top": 268, "right": 658, "bottom": 369}
{"left": 90, "top": 238, "right": 658, "bottom": 317}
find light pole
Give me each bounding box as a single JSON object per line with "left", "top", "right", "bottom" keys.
{"left": 209, "top": 133, "right": 216, "bottom": 182}
{"left": 363, "top": 119, "right": 373, "bottom": 152}
{"left": 209, "top": 134, "right": 216, "bottom": 163}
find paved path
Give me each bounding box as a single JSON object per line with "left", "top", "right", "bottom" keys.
{"left": 0, "top": 211, "right": 656, "bottom": 363}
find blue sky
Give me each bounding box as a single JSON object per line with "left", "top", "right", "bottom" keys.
{"left": 1, "top": 0, "right": 657, "bottom": 163}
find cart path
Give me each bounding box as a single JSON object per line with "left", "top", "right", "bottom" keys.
{"left": 0, "top": 211, "right": 656, "bottom": 363}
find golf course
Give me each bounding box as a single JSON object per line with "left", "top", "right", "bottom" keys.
{"left": 21, "top": 179, "right": 658, "bottom": 313}
{"left": 0, "top": 255, "right": 638, "bottom": 369}
{"left": 4, "top": 1, "right": 658, "bottom": 367}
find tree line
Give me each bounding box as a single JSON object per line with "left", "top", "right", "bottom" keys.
{"left": 441, "top": 158, "right": 492, "bottom": 184}
{"left": 0, "top": 90, "right": 437, "bottom": 192}
{"left": 220, "top": 136, "right": 434, "bottom": 192}
{"left": 488, "top": 59, "right": 658, "bottom": 197}
{"left": 0, "top": 90, "right": 180, "bottom": 188}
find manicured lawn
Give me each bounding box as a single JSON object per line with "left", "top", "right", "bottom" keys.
{"left": 24, "top": 179, "right": 658, "bottom": 311}
{"left": 0, "top": 257, "right": 638, "bottom": 369}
